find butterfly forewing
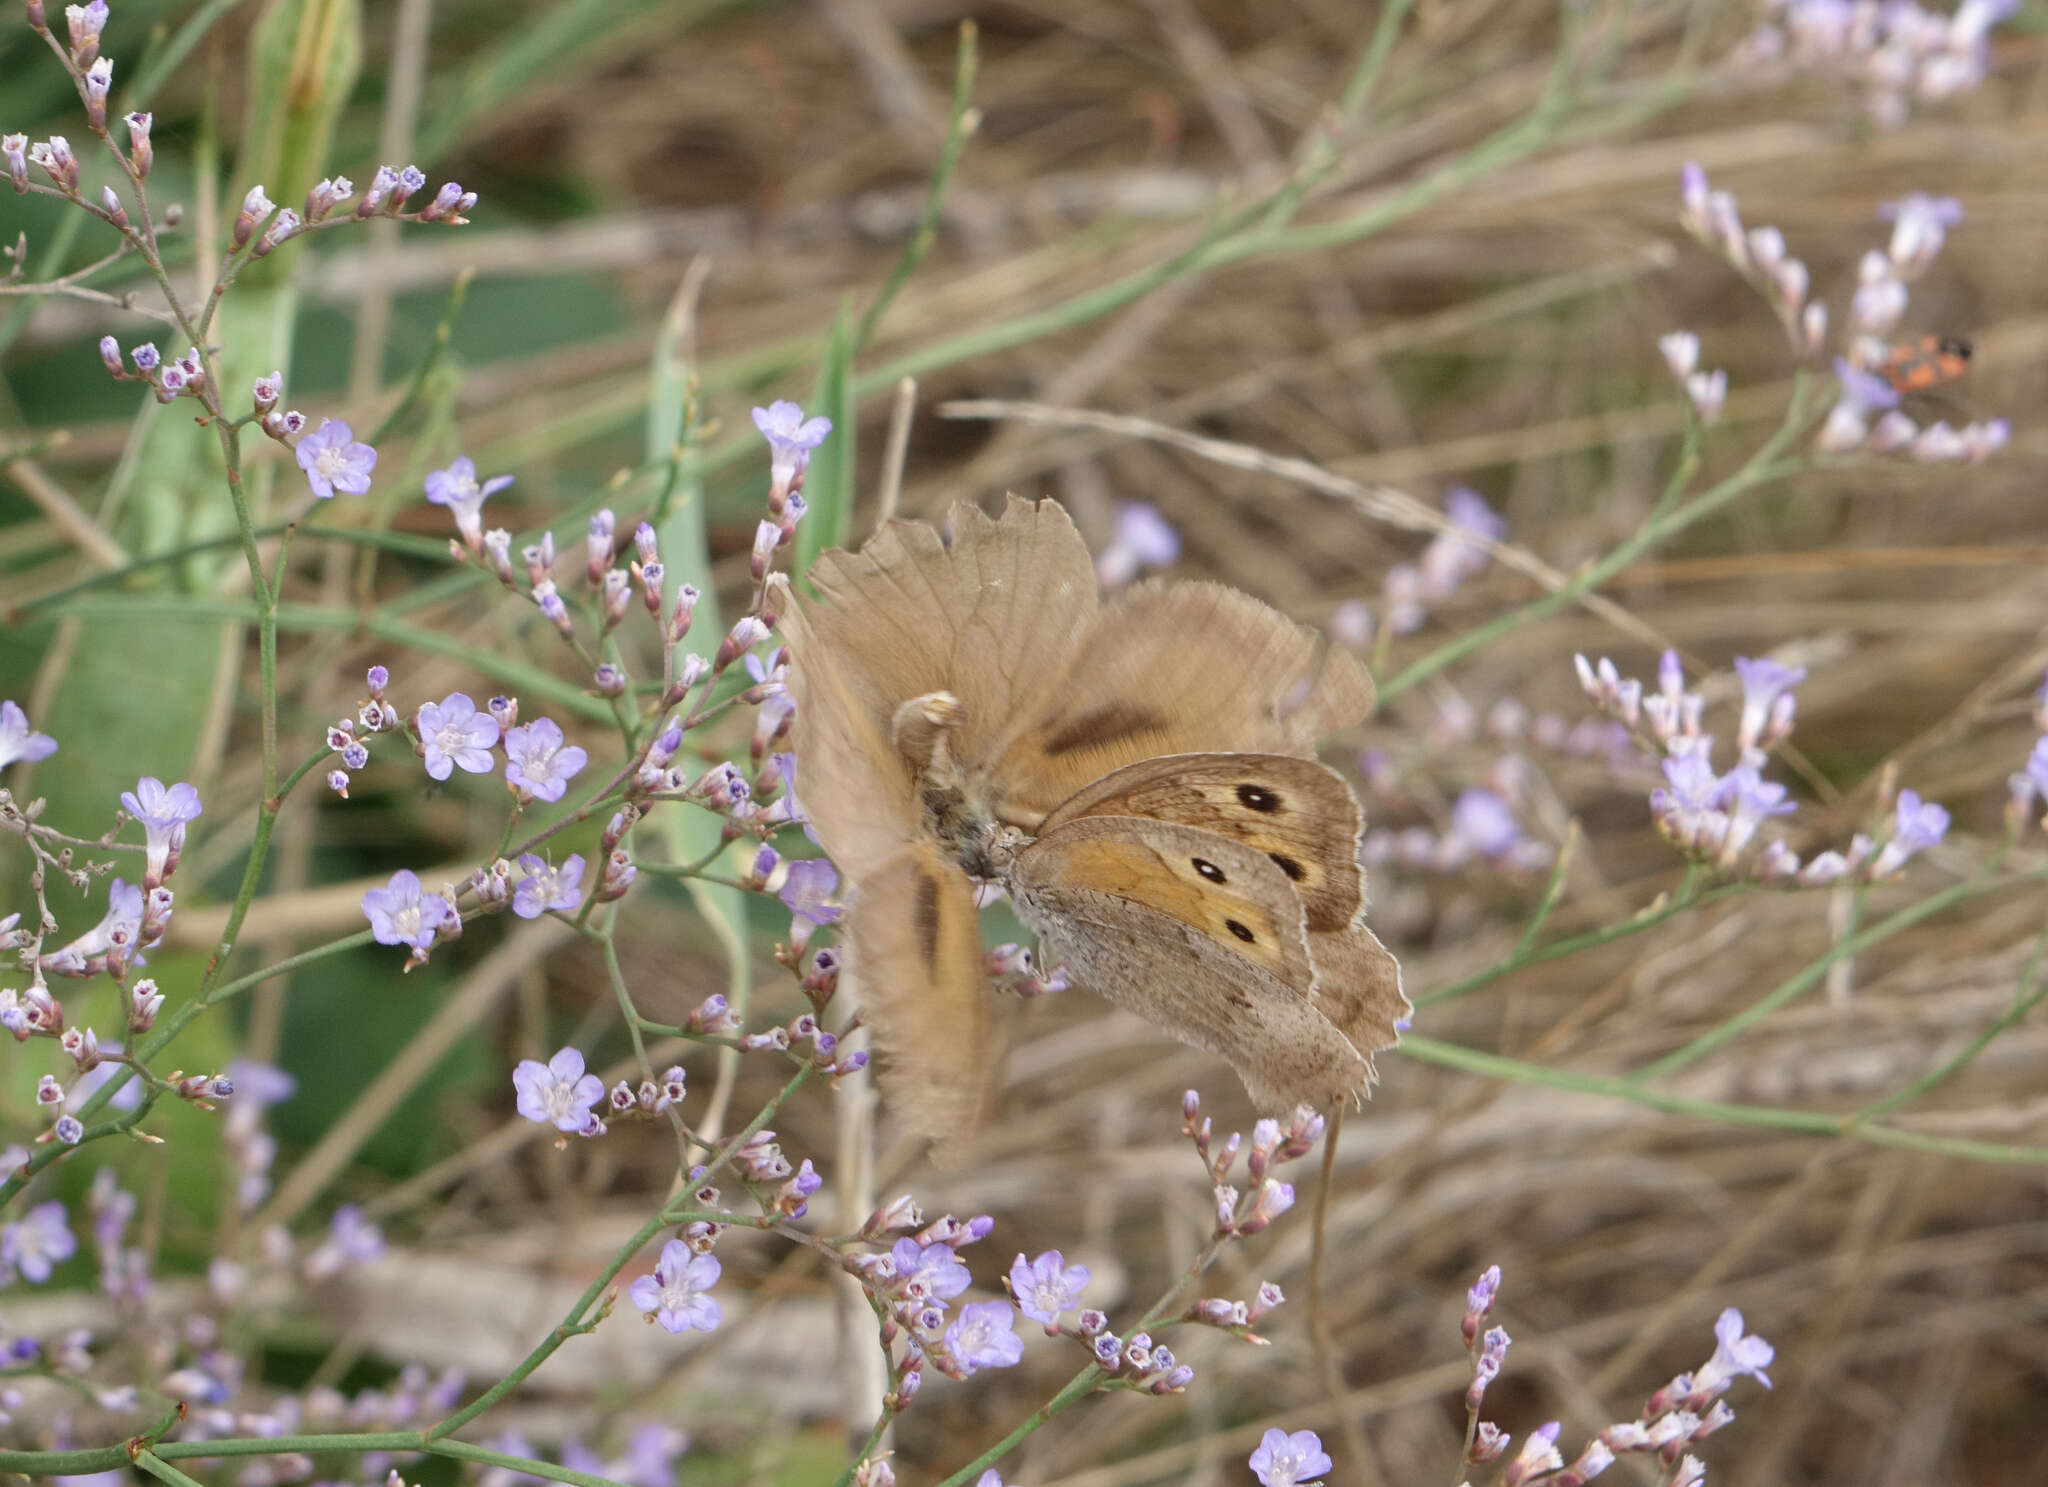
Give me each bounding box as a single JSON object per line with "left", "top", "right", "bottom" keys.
{"left": 989, "top": 581, "right": 1375, "bottom": 826}
{"left": 799, "top": 497, "right": 1099, "bottom": 772}
{"left": 1035, "top": 753, "right": 1366, "bottom": 932}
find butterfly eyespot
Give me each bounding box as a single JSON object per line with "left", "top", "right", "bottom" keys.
{"left": 1191, "top": 857, "right": 1227, "bottom": 883}
{"left": 1236, "top": 784, "right": 1281, "bottom": 812}
{"left": 1224, "top": 918, "right": 1256, "bottom": 943}
{"left": 1268, "top": 853, "right": 1305, "bottom": 881}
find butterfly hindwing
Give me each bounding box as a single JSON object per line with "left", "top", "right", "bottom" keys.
{"left": 1035, "top": 753, "right": 1366, "bottom": 932}
{"left": 1008, "top": 818, "right": 1370, "bottom": 1113}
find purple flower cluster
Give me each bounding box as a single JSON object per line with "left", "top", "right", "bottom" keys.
{"left": 1375, "top": 487, "right": 1508, "bottom": 638}
{"left": 1461, "top": 1266, "right": 1772, "bottom": 1483}
{"left": 1733, "top": 0, "right": 2018, "bottom": 128}
{"left": 1578, "top": 650, "right": 1950, "bottom": 883}
{"left": 1678, "top": 162, "right": 1828, "bottom": 360}
{"left": 840, "top": 1205, "right": 1031, "bottom": 1388}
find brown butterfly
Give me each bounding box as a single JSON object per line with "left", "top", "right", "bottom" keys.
{"left": 765, "top": 497, "right": 1406, "bottom": 1151}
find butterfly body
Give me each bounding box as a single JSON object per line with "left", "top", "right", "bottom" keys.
{"left": 768, "top": 497, "right": 1407, "bottom": 1151}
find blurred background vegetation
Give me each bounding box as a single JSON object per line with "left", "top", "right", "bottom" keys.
{"left": 4, "top": 1, "right": 2048, "bottom": 1483}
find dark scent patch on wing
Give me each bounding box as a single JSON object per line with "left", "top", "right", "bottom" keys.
{"left": 1236, "top": 784, "right": 1282, "bottom": 812}
{"left": 1225, "top": 918, "right": 1256, "bottom": 943}
{"left": 913, "top": 870, "right": 942, "bottom": 969}
{"left": 1268, "top": 852, "right": 1305, "bottom": 881}
{"left": 1041, "top": 702, "right": 1167, "bottom": 757}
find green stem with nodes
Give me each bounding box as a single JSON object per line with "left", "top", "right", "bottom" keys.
{"left": 421, "top": 1204, "right": 668, "bottom": 1443}
{"left": 1400, "top": 1033, "right": 2048, "bottom": 1164}
{"left": 1383, "top": 376, "right": 1819, "bottom": 702}
{"left": 1638, "top": 854, "right": 2036, "bottom": 1081}
{"left": 1416, "top": 879, "right": 1752, "bottom": 1009}
{"left": 1849, "top": 913, "right": 2048, "bottom": 1123}
{"left": 132, "top": 1450, "right": 210, "bottom": 1487}
{"left": 0, "top": 1433, "right": 629, "bottom": 1487}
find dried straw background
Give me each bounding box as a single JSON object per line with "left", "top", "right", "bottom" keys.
{"left": 19, "top": 1, "right": 2048, "bottom": 1484}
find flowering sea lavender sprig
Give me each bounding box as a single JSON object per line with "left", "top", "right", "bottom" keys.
{"left": 1458, "top": 1269, "right": 1771, "bottom": 1485}
{"left": 1729, "top": 0, "right": 2019, "bottom": 128}
{"left": 1678, "top": 162, "right": 1825, "bottom": 358}
{"left": 1579, "top": 650, "right": 1952, "bottom": 886}
{"left": 1376, "top": 486, "right": 1507, "bottom": 637}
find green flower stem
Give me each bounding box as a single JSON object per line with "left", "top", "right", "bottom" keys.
{"left": 1849, "top": 916, "right": 2048, "bottom": 1123}
{"left": 1415, "top": 879, "right": 1751, "bottom": 1009}
{"left": 1637, "top": 858, "right": 2044, "bottom": 1081}
{"left": 422, "top": 1204, "right": 672, "bottom": 1443}
{"left": 133, "top": 1449, "right": 210, "bottom": 1487}
{"left": 0, "top": 1433, "right": 627, "bottom": 1487}
{"left": 852, "top": 20, "right": 978, "bottom": 353}
{"left": 925, "top": 1368, "right": 1107, "bottom": 1487}
{"left": 1382, "top": 379, "right": 1818, "bottom": 702}
{"left": 1399, "top": 1034, "right": 2048, "bottom": 1164}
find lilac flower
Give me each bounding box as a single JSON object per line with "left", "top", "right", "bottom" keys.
{"left": 891, "top": 1238, "right": 971, "bottom": 1301}
{"left": 417, "top": 692, "right": 500, "bottom": 780}
{"left": 295, "top": 419, "right": 378, "bottom": 499}
{"left": 1870, "top": 789, "right": 1950, "bottom": 877}
{"left": 1419, "top": 487, "right": 1507, "bottom": 597}
{"left": 776, "top": 859, "right": 844, "bottom": 925}
{"left": 1718, "top": 765, "right": 1796, "bottom": 862}
{"left": 512, "top": 1047, "right": 607, "bottom": 1135}
{"left": 1878, "top": 193, "right": 1962, "bottom": 277}
{"left": 361, "top": 870, "right": 455, "bottom": 952}
{"left": 1819, "top": 357, "right": 1903, "bottom": 452}
{"left": 0, "top": 700, "right": 58, "bottom": 770}
{"left": 503, "top": 718, "right": 587, "bottom": 804}
{"left": 1095, "top": 502, "right": 1181, "bottom": 586}
{"left": 1694, "top": 1307, "right": 1774, "bottom": 1393}
{"left": 1, "top": 1203, "right": 77, "bottom": 1284}
{"left": 512, "top": 854, "right": 584, "bottom": 920}
{"left": 424, "top": 457, "right": 513, "bottom": 550}
{"left": 1009, "top": 1249, "right": 1091, "bottom": 1326}
{"left": 305, "top": 1205, "right": 385, "bottom": 1279}
{"left": 1248, "top": 1428, "right": 1331, "bottom": 1487}
{"left": 943, "top": 1300, "right": 1023, "bottom": 1372}
{"left": 613, "top": 1424, "right": 689, "bottom": 1487}
{"left": 120, "top": 777, "right": 202, "bottom": 888}
{"left": 752, "top": 400, "right": 832, "bottom": 499}
{"left": 43, "top": 877, "right": 146, "bottom": 977}
{"left": 1659, "top": 331, "right": 1699, "bottom": 379}
{"left": 1653, "top": 750, "right": 1725, "bottom": 841}
{"left": 974, "top": 1474, "right": 1003, "bottom": 1487}
{"left": 1463, "top": 1264, "right": 1501, "bottom": 1344}
{"left": 1448, "top": 788, "right": 1523, "bottom": 861}
{"left": 1508, "top": 1422, "right": 1564, "bottom": 1481}
{"left": 1733, "top": 656, "right": 1806, "bottom": 753}
{"left": 629, "top": 1240, "right": 723, "bottom": 1333}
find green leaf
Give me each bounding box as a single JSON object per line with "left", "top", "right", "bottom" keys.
{"left": 647, "top": 280, "right": 750, "bottom": 1008}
